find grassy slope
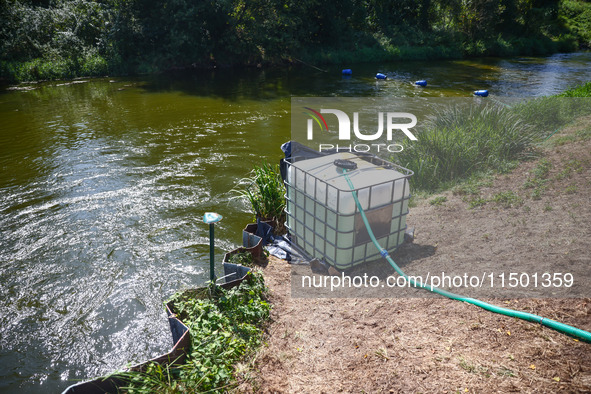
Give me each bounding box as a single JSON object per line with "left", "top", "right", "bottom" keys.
{"left": 399, "top": 83, "right": 591, "bottom": 198}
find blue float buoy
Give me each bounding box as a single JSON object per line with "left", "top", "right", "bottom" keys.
{"left": 342, "top": 69, "right": 352, "bottom": 76}
{"left": 415, "top": 80, "right": 427, "bottom": 87}
{"left": 474, "top": 90, "right": 489, "bottom": 97}
{"left": 376, "top": 73, "right": 387, "bottom": 80}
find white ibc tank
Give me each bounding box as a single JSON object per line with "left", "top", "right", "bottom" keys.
{"left": 285, "top": 152, "right": 412, "bottom": 269}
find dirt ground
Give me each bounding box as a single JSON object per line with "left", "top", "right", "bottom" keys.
{"left": 241, "top": 118, "right": 591, "bottom": 393}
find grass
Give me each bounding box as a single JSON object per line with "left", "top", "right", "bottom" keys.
{"left": 1, "top": 52, "right": 110, "bottom": 83}
{"left": 396, "top": 103, "right": 540, "bottom": 192}
{"left": 531, "top": 159, "right": 552, "bottom": 179}
{"left": 551, "top": 135, "right": 578, "bottom": 146}
{"left": 565, "top": 184, "right": 578, "bottom": 194}
{"left": 523, "top": 158, "right": 553, "bottom": 200}
{"left": 438, "top": 93, "right": 591, "bottom": 209}
{"left": 512, "top": 96, "right": 591, "bottom": 136}
{"left": 429, "top": 196, "right": 448, "bottom": 206}
{"left": 452, "top": 174, "right": 494, "bottom": 196}
{"left": 491, "top": 191, "right": 524, "bottom": 208}
{"left": 405, "top": 81, "right": 590, "bottom": 209}
{"left": 468, "top": 197, "right": 488, "bottom": 209}
{"left": 496, "top": 366, "right": 516, "bottom": 377}
{"left": 458, "top": 356, "right": 490, "bottom": 375}
{"left": 395, "top": 86, "right": 591, "bottom": 196}
{"left": 555, "top": 158, "right": 584, "bottom": 180}
{"left": 531, "top": 188, "right": 543, "bottom": 201}
{"left": 465, "top": 190, "right": 524, "bottom": 210}
{"left": 576, "top": 125, "right": 591, "bottom": 140}
{"left": 119, "top": 272, "right": 270, "bottom": 392}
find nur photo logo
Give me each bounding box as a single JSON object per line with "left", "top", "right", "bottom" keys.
{"left": 302, "top": 106, "right": 418, "bottom": 153}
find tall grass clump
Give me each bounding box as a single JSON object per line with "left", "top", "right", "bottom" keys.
{"left": 232, "top": 161, "right": 286, "bottom": 231}
{"left": 398, "top": 91, "right": 591, "bottom": 193}
{"left": 397, "top": 103, "right": 540, "bottom": 192}
{"left": 511, "top": 96, "right": 591, "bottom": 138}
{"left": 119, "top": 272, "right": 270, "bottom": 392}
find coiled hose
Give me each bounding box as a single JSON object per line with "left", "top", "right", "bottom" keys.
{"left": 341, "top": 169, "right": 591, "bottom": 343}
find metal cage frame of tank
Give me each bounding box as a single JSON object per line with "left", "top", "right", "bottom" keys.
{"left": 284, "top": 153, "right": 413, "bottom": 270}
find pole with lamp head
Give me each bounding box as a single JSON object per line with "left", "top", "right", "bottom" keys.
{"left": 203, "top": 212, "right": 223, "bottom": 283}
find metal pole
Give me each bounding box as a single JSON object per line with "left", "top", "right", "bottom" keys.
{"left": 203, "top": 212, "right": 222, "bottom": 284}
{"left": 209, "top": 222, "right": 215, "bottom": 282}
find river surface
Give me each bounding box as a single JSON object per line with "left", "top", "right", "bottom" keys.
{"left": 1, "top": 52, "right": 590, "bottom": 393}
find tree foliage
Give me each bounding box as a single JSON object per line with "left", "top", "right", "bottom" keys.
{"left": 1, "top": 0, "right": 590, "bottom": 81}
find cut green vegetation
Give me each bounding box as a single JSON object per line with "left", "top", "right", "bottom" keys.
{"left": 119, "top": 272, "right": 270, "bottom": 392}
{"left": 228, "top": 251, "right": 255, "bottom": 267}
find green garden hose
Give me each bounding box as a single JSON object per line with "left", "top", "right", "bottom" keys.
{"left": 341, "top": 169, "right": 591, "bottom": 343}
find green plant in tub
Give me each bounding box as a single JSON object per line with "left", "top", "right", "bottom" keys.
{"left": 232, "top": 161, "right": 286, "bottom": 233}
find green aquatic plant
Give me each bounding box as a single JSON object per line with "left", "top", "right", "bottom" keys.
{"left": 232, "top": 161, "right": 286, "bottom": 232}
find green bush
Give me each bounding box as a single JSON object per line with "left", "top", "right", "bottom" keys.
{"left": 560, "top": 0, "right": 591, "bottom": 48}
{"left": 1, "top": 58, "right": 76, "bottom": 82}
{"left": 80, "top": 50, "right": 109, "bottom": 77}
{"left": 559, "top": 81, "right": 591, "bottom": 97}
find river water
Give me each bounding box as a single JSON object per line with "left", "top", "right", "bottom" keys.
{"left": 1, "top": 52, "right": 590, "bottom": 393}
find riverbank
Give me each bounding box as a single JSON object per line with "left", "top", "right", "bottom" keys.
{"left": 0, "top": 38, "right": 582, "bottom": 85}
{"left": 245, "top": 116, "right": 591, "bottom": 392}
{"left": 2, "top": 0, "right": 590, "bottom": 83}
